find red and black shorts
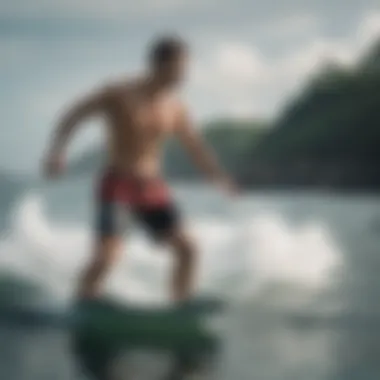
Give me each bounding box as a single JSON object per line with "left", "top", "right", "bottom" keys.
{"left": 95, "top": 170, "right": 180, "bottom": 241}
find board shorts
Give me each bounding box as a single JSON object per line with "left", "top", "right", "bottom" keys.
{"left": 95, "top": 170, "right": 180, "bottom": 241}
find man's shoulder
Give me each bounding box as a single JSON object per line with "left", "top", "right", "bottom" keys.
{"left": 99, "top": 75, "right": 142, "bottom": 97}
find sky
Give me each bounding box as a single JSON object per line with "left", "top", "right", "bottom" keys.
{"left": 0, "top": 0, "right": 379, "bottom": 173}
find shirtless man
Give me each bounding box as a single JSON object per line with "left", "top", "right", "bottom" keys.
{"left": 42, "top": 36, "right": 237, "bottom": 303}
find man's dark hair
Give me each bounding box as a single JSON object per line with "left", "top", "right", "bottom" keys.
{"left": 149, "top": 35, "right": 188, "bottom": 67}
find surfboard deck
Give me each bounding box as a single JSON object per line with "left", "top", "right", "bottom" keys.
{"left": 74, "top": 296, "right": 226, "bottom": 349}
{"left": 76, "top": 295, "right": 225, "bottom": 318}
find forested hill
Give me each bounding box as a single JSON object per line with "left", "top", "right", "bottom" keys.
{"left": 243, "top": 38, "right": 380, "bottom": 190}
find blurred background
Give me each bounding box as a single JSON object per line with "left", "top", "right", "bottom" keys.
{"left": 0, "top": 0, "right": 380, "bottom": 379}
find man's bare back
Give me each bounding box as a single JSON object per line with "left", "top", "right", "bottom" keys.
{"left": 42, "top": 35, "right": 237, "bottom": 303}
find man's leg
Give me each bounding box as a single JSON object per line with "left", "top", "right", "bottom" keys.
{"left": 77, "top": 235, "right": 122, "bottom": 299}
{"left": 77, "top": 201, "right": 124, "bottom": 300}
{"left": 135, "top": 195, "right": 196, "bottom": 302}
{"left": 165, "top": 228, "right": 197, "bottom": 302}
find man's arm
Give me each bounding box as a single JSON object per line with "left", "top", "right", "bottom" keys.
{"left": 43, "top": 87, "right": 112, "bottom": 177}
{"left": 175, "top": 105, "right": 237, "bottom": 192}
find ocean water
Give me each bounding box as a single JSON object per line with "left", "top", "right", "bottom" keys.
{"left": 0, "top": 175, "right": 379, "bottom": 380}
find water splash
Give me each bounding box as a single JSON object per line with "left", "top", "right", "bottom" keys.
{"left": 0, "top": 193, "right": 342, "bottom": 306}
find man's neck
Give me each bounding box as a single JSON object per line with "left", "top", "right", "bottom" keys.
{"left": 144, "top": 75, "right": 173, "bottom": 97}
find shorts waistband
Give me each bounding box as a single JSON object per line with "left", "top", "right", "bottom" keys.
{"left": 101, "top": 168, "right": 163, "bottom": 184}
{"left": 97, "top": 168, "right": 171, "bottom": 206}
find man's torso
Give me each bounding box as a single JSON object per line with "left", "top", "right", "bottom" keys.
{"left": 103, "top": 78, "right": 181, "bottom": 178}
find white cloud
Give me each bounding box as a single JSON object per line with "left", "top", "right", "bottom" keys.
{"left": 357, "top": 11, "right": 380, "bottom": 46}
{"left": 215, "top": 44, "right": 267, "bottom": 83}
{"left": 192, "top": 44, "right": 269, "bottom": 96}
{"left": 278, "top": 11, "right": 380, "bottom": 74}
{"left": 192, "top": 10, "right": 380, "bottom": 118}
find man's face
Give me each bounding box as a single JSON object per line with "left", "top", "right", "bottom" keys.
{"left": 155, "top": 52, "right": 188, "bottom": 87}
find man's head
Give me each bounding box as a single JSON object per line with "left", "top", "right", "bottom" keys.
{"left": 148, "top": 35, "right": 189, "bottom": 87}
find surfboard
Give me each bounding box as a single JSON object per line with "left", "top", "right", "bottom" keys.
{"left": 73, "top": 296, "right": 225, "bottom": 379}
{"left": 0, "top": 296, "right": 225, "bottom": 379}
{"left": 74, "top": 296, "right": 225, "bottom": 348}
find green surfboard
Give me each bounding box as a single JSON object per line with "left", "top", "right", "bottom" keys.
{"left": 72, "top": 296, "right": 226, "bottom": 379}
{"left": 74, "top": 296, "right": 225, "bottom": 348}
